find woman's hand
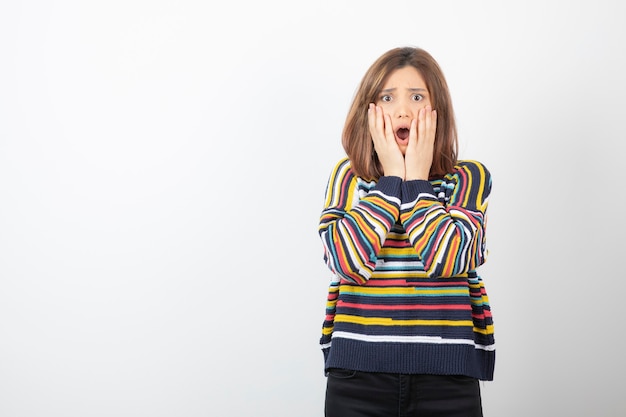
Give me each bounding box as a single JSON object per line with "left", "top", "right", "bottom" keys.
{"left": 405, "top": 106, "right": 437, "bottom": 181}
{"left": 368, "top": 103, "right": 405, "bottom": 179}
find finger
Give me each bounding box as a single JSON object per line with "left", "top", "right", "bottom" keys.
{"left": 368, "top": 104, "right": 383, "bottom": 138}
{"left": 383, "top": 113, "right": 394, "bottom": 141}
{"left": 367, "top": 103, "right": 377, "bottom": 135}
{"left": 417, "top": 107, "right": 426, "bottom": 142}
{"left": 426, "top": 107, "right": 437, "bottom": 141}
{"left": 431, "top": 109, "right": 437, "bottom": 135}
{"left": 376, "top": 105, "right": 387, "bottom": 135}
{"left": 369, "top": 105, "right": 390, "bottom": 155}
{"left": 409, "top": 117, "right": 418, "bottom": 143}
{"left": 371, "top": 105, "right": 384, "bottom": 132}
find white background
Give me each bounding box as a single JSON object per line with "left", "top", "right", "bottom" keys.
{"left": 1, "top": 1, "right": 625, "bottom": 416}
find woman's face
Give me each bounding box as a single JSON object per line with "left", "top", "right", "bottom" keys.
{"left": 375, "top": 66, "right": 432, "bottom": 154}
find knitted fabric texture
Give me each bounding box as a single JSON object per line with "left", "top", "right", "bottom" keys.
{"left": 319, "top": 157, "right": 495, "bottom": 381}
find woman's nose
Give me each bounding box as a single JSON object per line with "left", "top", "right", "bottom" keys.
{"left": 394, "top": 100, "right": 411, "bottom": 118}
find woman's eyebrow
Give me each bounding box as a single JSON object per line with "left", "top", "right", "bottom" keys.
{"left": 381, "top": 87, "right": 428, "bottom": 93}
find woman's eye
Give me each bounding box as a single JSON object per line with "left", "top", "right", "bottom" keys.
{"left": 412, "top": 94, "right": 423, "bottom": 102}
{"left": 381, "top": 95, "right": 392, "bottom": 102}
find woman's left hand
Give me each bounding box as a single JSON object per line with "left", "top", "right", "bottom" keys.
{"left": 405, "top": 106, "right": 437, "bottom": 180}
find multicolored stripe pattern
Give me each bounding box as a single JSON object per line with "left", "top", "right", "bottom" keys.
{"left": 318, "top": 157, "right": 495, "bottom": 380}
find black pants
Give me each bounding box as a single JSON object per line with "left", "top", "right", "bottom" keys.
{"left": 324, "top": 369, "right": 483, "bottom": 417}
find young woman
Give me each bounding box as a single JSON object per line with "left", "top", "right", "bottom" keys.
{"left": 318, "top": 47, "right": 495, "bottom": 417}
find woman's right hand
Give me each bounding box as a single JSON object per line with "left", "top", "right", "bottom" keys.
{"left": 367, "top": 103, "right": 405, "bottom": 179}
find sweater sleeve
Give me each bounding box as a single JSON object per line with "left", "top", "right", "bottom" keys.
{"left": 400, "top": 160, "right": 492, "bottom": 278}
{"left": 318, "top": 158, "right": 402, "bottom": 285}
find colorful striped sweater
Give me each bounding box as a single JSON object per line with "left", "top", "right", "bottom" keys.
{"left": 318, "top": 157, "right": 495, "bottom": 381}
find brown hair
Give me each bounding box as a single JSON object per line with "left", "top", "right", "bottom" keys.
{"left": 342, "top": 47, "right": 458, "bottom": 181}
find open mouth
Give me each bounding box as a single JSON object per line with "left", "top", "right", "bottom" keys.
{"left": 396, "top": 128, "right": 410, "bottom": 140}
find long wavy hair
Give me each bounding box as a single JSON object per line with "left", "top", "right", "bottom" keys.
{"left": 342, "top": 47, "right": 458, "bottom": 181}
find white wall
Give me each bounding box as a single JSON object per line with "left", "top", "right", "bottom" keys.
{"left": 1, "top": 1, "right": 624, "bottom": 416}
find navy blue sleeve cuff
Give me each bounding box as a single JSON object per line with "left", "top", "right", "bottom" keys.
{"left": 401, "top": 179, "right": 436, "bottom": 202}
{"left": 375, "top": 176, "right": 403, "bottom": 199}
